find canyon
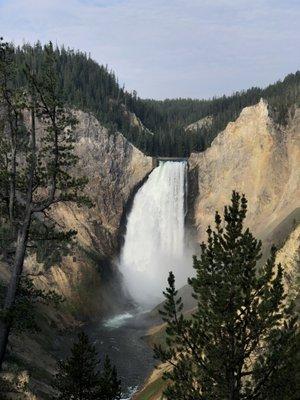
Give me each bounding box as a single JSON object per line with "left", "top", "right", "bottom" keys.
{"left": 0, "top": 98, "right": 299, "bottom": 399}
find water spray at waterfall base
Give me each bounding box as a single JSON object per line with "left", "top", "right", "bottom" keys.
{"left": 119, "top": 161, "right": 195, "bottom": 308}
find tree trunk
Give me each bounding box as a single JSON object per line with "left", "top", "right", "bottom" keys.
{"left": 0, "top": 211, "right": 31, "bottom": 370}
{"left": 0, "top": 105, "right": 37, "bottom": 371}
{"left": 8, "top": 144, "right": 16, "bottom": 223}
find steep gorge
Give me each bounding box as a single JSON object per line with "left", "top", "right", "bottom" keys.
{"left": 1, "top": 98, "right": 299, "bottom": 399}
{"left": 134, "top": 99, "right": 300, "bottom": 400}
{"left": 29, "top": 110, "right": 154, "bottom": 318}
{"left": 0, "top": 110, "right": 154, "bottom": 398}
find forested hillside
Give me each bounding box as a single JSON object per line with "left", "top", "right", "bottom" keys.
{"left": 13, "top": 42, "right": 300, "bottom": 156}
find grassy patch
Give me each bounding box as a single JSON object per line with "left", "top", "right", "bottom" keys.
{"left": 135, "top": 376, "right": 166, "bottom": 400}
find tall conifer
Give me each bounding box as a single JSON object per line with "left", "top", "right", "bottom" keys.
{"left": 155, "top": 191, "right": 298, "bottom": 400}
{"left": 55, "top": 332, "right": 121, "bottom": 400}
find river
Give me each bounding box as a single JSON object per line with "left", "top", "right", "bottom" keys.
{"left": 88, "top": 310, "right": 158, "bottom": 399}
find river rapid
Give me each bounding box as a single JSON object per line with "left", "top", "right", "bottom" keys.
{"left": 88, "top": 310, "right": 158, "bottom": 399}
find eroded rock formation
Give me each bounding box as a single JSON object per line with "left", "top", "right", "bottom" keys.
{"left": 31, "top": 110, "right": 153, "bottom": 316}
{"left": 0, "top": 109, "right": 153, "bottom": 398}
{"left": 188, "top": 99, "right": 300, "bottom": 244}
{"left": 185, "top": 115, "right": 213, "bottom": 133}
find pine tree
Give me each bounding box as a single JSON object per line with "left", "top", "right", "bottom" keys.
{"left": 10, "top": 41, "right": 300, "bottom": 157}
{"left": 154, "top": 191, "right": 298, "bottom": 400}
{"left": 0, "top": 39, "right": 90, "bottom": 369}
{"left": 55, "top": 332, "right": 100, "bottom": 400}
{"left": 55, "top": 332, "right": 121, "bottom": 400}
{"left": 99, "top": 355, "right": 122, "bottom": 400}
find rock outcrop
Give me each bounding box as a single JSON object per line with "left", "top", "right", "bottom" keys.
{"left": 188, "top": 99, "right": 300, "bottom": 246}
{"left": 122, "top": 106, "right": 154, "bottom": 136}
{"left": 2, "top": 98, "right": 299, "bottom": 400}
{"left": 0, "top": 109, "right": 153, "bottom": 398}
{"left": 136, "top": 102, "right": 300, "bottom": 399}
{"left": 56, "top": 110, "right": 153, "bottom": 257}
{"left": 275, "top": 223, "right": 300, "bottom": 299}
{"left": 30, "top": 110, "right": 153, "bottom": 317}
{"left": 185, "top": 115, "right": 213, "bottom": 133}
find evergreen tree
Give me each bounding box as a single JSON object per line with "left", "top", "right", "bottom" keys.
{"left": 98, "top": 355, "right": 122, "bottom": 400}
{"left": 155, "top": 191, "right": 298, "bottom": 400}
{"left": 55, "top": 332, "right": 100, "bottom": 400}
{"left": 0, "top": 275, "right": 62, "bottom": 334}
{"left": 55, "top": 332, "right": 121, "bottom": 400}
{"left": 9, "top": 41, "right": 300, "bottom": 157}
{"left": 0, "top": 39, "right": 90, "bottom": 369}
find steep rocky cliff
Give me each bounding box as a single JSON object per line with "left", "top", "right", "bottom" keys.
{"left": 2, "top": 98, "right": 299, "bottom": 399}
{"left": 29, "top": 110, "right": 153, "bottom": 318}
{"left": 188, "top": 99, "right": 300, "bottom": 246}
{"left": 0, "top": 110, "right": 153, "bottom": 398}
{"left": 185, "top": 115, "right": 213, "bottom": 133}
{"left": 135, "top": 100, "right": 300, "bottom": 400}
{"left": 275, "top": 223, "right": 300, "bottom": 301}
{"left": 188, "top": 98, "right": 300, "bottom": 302}
{"left": 0, "top": 108, "right": 153, "bottom": 309}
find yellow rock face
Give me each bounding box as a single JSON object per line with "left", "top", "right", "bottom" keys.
{"left": 275, "top": 224, "right": 300, "bottom": 298}
{"left": 1, "top": 110, "right": 153, "bottom": 319}
{"left": 189, "top": 99, "right": 300, "bottom": 244}
{"left": 56, "top": 110, "right": 153, "bottom": 257}
{"left": 48, "top": 111, "right": 153, "bottom": 314}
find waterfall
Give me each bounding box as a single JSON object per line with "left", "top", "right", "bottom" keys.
{"left": 119, "top": 161, "right": 193, "bottom": 308}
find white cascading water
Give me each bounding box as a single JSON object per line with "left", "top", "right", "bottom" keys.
{"left": 119, "top": 161, "right": 193, "bottom": 308}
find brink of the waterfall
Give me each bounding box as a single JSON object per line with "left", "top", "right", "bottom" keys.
{"left": 119, "top": 161, "right": 194, "bottom": 308}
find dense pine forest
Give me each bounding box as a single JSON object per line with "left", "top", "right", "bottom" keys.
{"left": 12, "top": 42, "right": 300, "bottom": 156}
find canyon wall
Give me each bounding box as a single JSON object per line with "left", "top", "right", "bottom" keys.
{"left": 188, "top": 99, "right": 299, "bottom": 245}
{"left": 135, "top": 100, "right": 300, "bottom": 400}
{"left": 32, "top": 110, "right": 153, "bottom": 318}
{"left": 1, "top": 99, "right": 299, "bottom": 399}
{"left": 188, "top": 98, "right": 300, "bottom": 305}
{"left": 0, "top": 109, "right": 153, "bottom": 398}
